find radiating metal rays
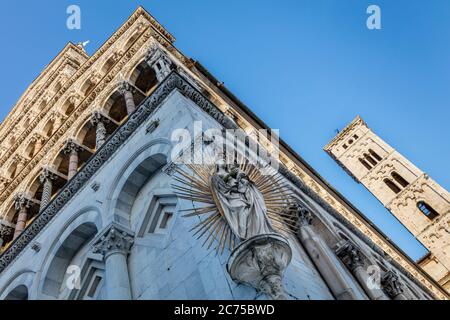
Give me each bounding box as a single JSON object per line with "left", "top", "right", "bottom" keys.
{"left": 172, "top": 159, "right": 298, "bottom": 254}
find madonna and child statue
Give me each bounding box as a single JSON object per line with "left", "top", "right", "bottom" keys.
{"left": 174, "top": 159, "right": 294, "bottom": 300}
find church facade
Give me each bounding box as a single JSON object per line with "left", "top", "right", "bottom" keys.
{"left": 0, "top": 7, "right": 447, "bottom": 300}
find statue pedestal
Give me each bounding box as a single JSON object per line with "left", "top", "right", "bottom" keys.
{"left": 227, "top": 233, "right": 292, "bottom": 300}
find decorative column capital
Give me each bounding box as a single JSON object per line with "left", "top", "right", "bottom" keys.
{"left": 92, "top": 224, "right": 134, "bottom": 259}
{"left": 117, "top": 81, "right": 136, "bottom": 95}
{"left": 335, "top": 240, "right": 365, "bottom": 270}
{"left": 30, "top": 133, "right": 46, "bottom": 144}
{"left": 13, "top": 154, "right": 27, "bottom": 166}
{"left": 287, "top": 202, "right": 313, "bottom": 227}
{"left": 14, "top": 192, "right": 33, "bottom": 211}
{"left": 381, "top": 270, "right": 405, "bottom": 298}
{"left": 63, "top": 139, "right": 82, "bottom": 155}
{"left": 39, "top": 168, "right": 57, "bottom": 184}
{"left": 68, "top": 92, "right": 82, "bottom": 106}
{"left": 89, "top": 111, "right": 109, "bottom": 126}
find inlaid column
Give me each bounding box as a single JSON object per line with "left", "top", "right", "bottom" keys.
{"left": 90, "top": 112, "right": 109, "bottom": 149}
{"left": 381, "top": 270, "right": 408, "bottom": 300}
{"left": 295, "top": 205, "right": 366, "bottom": 300}
{"left": 13, "top": 193, "right": 32, "bottom": 239}
{"left": 63, "top": 141, "right": 82, "bottom": 180}
{"left": 0, "top": 221, "right": 14, "bottom": 248}
{"left": 39, "top": 169, "right": 56, "bottom": 212}
{"left": 92, "top": 224, "right": 134, "bottom": 300}
{"left": 336, "top": 240, "right": 388, "bottom": 300}
{"left": 118, "top": 82, "right": 136, "bottom": 115}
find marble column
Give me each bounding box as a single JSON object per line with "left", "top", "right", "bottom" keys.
{"left": 381, "top": 270, "right": 408, "bottom": 300}
{"left": 118, "top": 82, "right": 136, "bottom": 115}
{"left": 295, "top": 205, "right": 366, "bottom": 300}
{"left": 92, "top": 224, "right": 134, "bottom": 300}
{"left": 39, "top": 169, "right": 56, "bottom": 212}
{"left": 336, "top": 240, "right": 388, "bottom": 300}
{"left": 90, "top": 112, "right": 109, "bottom": 149}
{"left": 13, "top": 193, "right": 32, "bottom": 239}
{"left": 63, "top": 141, "right": 82, "bottom": 180}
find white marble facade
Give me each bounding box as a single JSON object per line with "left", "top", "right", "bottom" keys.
{"left": 0, "top": 81, "right": 433, "bottom": 300}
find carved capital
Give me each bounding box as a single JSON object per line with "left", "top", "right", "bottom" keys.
{"left": 39, "top": 168, "right": 57, "bottom": 184}
{"left": 14, "top": 192, "right": 33, "bottom": 211}
{"left": 335, "top": 240, "right": 365, "bottom": 270}
{"left": 92, "top": 225, "right": 134, "bottom": 258}
{"left": 381, "top": 270, "right": 405, "bottom": 298}
{"left": 30, "top": 133, "right": 46, "bottom": 144}
{"left": 117, "top": 81, "right": 136, "bottom": 95}
{"left": 287, "top": 202, "right": 313, "bottom": 227}
{"left": 63, "top": 140, "right": 82, "bottom": 155}
{"left": 89, "top": 111, "right": 109, "bottom": 126}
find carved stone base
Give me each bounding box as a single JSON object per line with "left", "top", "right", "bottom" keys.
{"left": 227, "top": 234, "right": 292, "bottom": 300}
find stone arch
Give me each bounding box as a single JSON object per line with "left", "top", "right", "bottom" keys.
{"left": 122, "top": 30, "right": 141, "bottom": 53}
{"left": 103, "top": 88, "right": 128, "bottom": 124}
{"left": 43, "top": 118, "right": 55, "bottom": 138}
{"left": 75, "top": 116, "right": 97, "bottom": 151}
{"left": 101, "top": 54, "right": 117, "bottom": 74}
{"left": 0, "top": 270, "right": 35, "bottom": 300}
{"left": 38, "top": 208, "right": 102, "bottom": 299}
{"left": 129, "top": 59, "right": 158, "bottom": 96}
{"left": 107, "top": 139, "right": 172, "bottom": 226}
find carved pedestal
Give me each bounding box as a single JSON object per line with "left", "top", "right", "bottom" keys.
{"left": 227, "top": 234, "right": 292, "bottom": 300}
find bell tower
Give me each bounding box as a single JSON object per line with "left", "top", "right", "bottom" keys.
{"left": 324, "top": 116, "right": 450, "bottom": 290}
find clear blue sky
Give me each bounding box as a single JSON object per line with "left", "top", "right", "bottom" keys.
{"left": 1, "top": 1, "right": 449, "bottom": 261}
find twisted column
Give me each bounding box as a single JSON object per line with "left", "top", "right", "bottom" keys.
{"left": 118, "top": 82, "right": 136, "bottom": 115}
{"left": 92, "top": 224, "right": 134, "bottom": 300}
{"left": 39, "top": 169, "right": 56, "bottom": 212}
{"left": 336, "top": 240, "right": 388, "bottom": 300}
{"left": 13, "top": 193, "right": 33, "bottom": 239}
{"left": 63, "top": 140, "right": 82, "bottom": 180}
{"left": 381, "top": 270, "right": 408, "bottom": 300}
{"left": 90, "top": 112, "right": 109, "bottom": 149}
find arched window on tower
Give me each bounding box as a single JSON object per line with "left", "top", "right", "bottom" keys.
{"left": 369, "top": 149, "right": 382, "bottom": 162}
{"left": 384, "top": 178, "right": 401, "bottom": 194}
{"left": 359, "top": 158, "right": 372, "bottom": 171}
{"left": 391, "top": 172, "right": 409, "bottom": 188}
{"left": 364, "top": 153, "right": 377, "bottom": 166}
{"left": 417, "top": 202, "right": 439, "bottom": 220}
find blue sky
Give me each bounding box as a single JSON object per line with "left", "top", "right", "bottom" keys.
{"left": 1, "top": 1, "right": 449, "bottom": 261}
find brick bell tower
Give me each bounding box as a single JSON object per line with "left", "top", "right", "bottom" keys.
{"left": 324, "top": 116, "right": 450, "bottom": 291}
